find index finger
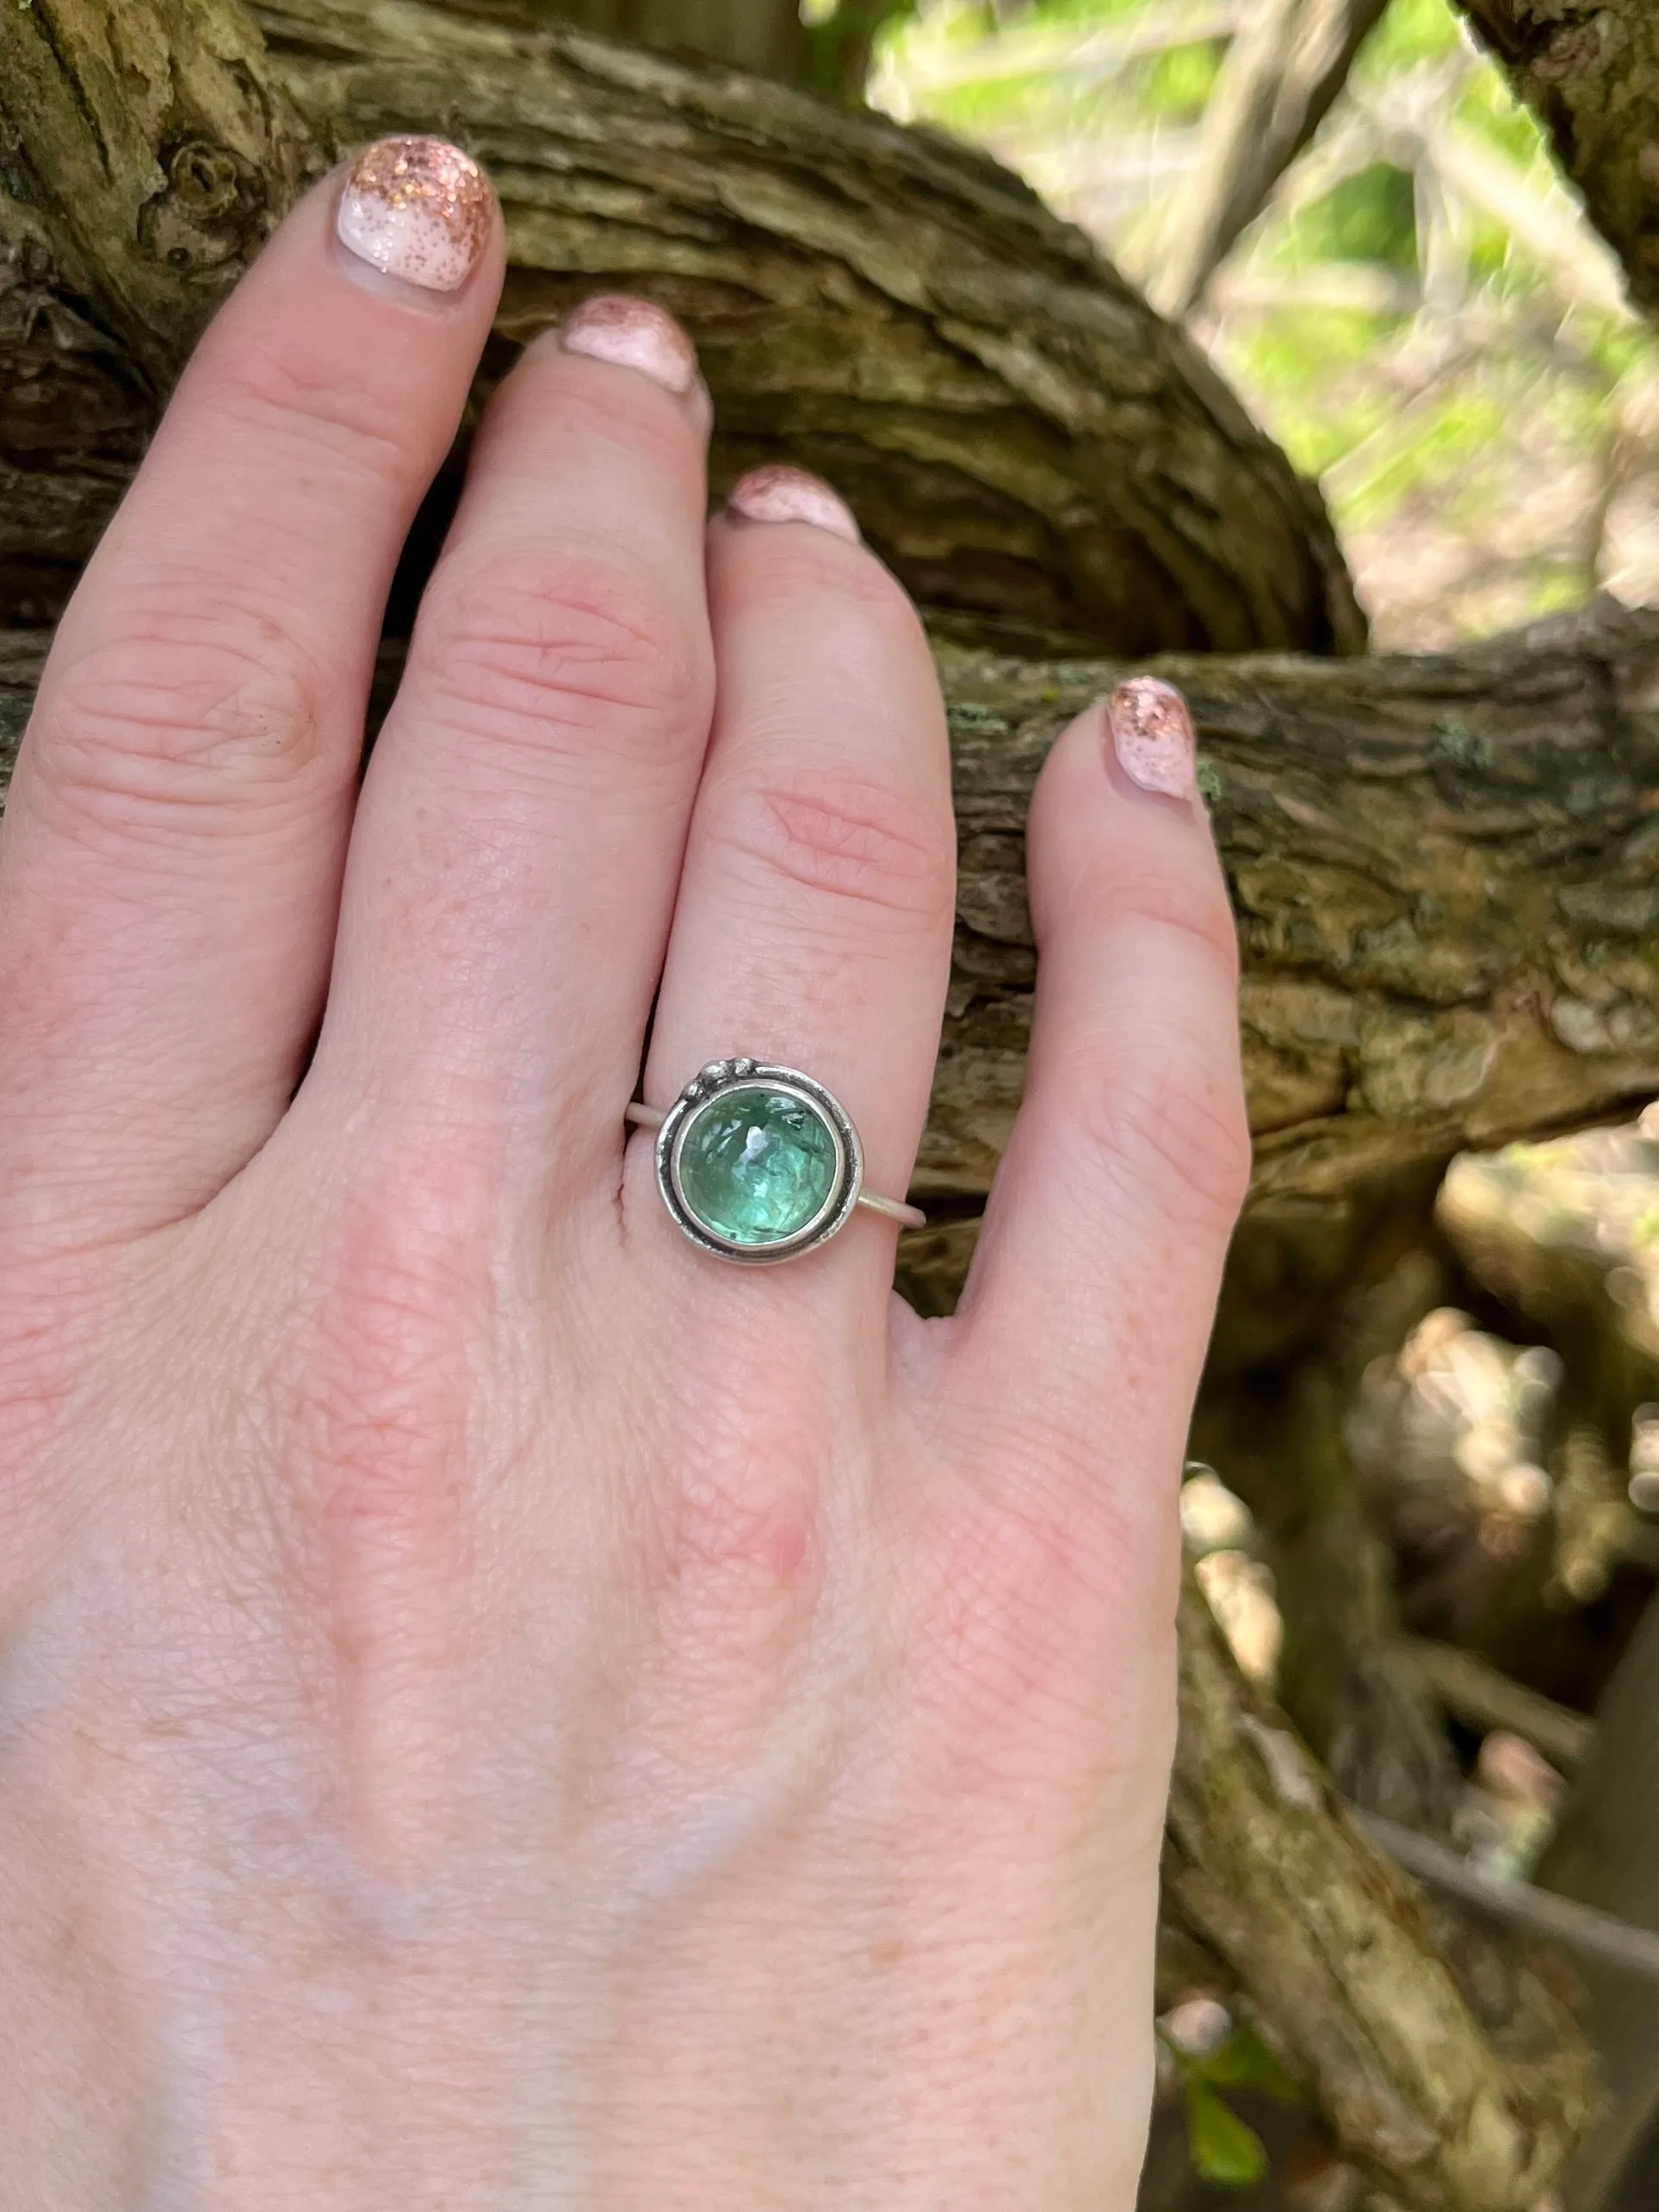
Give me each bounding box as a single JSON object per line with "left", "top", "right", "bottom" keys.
{"left": 0, "top": 142, "right": 503, "bottom": 1243}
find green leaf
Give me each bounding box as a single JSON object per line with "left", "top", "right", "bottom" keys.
{"left": 1202, "top": 2024, "right": 1300, "bottom": 2104}
{"left": 1183, "top": 2079, "right": 1269, "bottom": 2189}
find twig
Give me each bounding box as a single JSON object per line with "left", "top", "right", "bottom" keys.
{"left": 1148, "top": 0, "right": 1390, "bottom": 318}
{"left": 887, "top": 4, "right": 1243, "bottom": 99}
{"left": 1425, "top": 122, "right": 1631, "bottom": 320}
{"left": 1358, "top": 1810, "right": 1659, "bottom": 1986}
{"left": 1404, "top": 1639, "right": 1594, "bottom": 1773}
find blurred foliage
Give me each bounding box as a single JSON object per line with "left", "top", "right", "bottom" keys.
{"left": 1159, "top": 2012, "right": 1302, "bottom": 2190}
{"left": 873, "top": 0, "right": 1659, "bottom": 646}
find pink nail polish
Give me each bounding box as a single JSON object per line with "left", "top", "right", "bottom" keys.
{"left": 726, "top": 464, "right": 860, "bottom": 543}
{"left": 336, "top": 138, "right": 493, "bottom": 294}
{"left": 1105, "top": 677, "right": 1197, "bottom": 801}
{"left": 557, "top": 294, "right": 699, "bottom": 396}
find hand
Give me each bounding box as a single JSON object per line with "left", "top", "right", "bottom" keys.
{"left": 0, "top": 139, "right": 1248, "bottom": 2209}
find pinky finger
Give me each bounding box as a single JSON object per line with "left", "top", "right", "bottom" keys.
{"left": 943, "top": 680, "right": 1250, "bottom": 1508}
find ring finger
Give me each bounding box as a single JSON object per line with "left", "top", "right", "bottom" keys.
{"left": 639, "top": 468, "right": 956, "bottom": 1304}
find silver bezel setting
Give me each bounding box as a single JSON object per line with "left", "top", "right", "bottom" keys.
{"left": 654, "top": 1058, "right": 864, "bottom": 1266}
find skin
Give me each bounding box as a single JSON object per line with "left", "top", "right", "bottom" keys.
{"left": 0, "top": 158, "right": 1248, "bottom": 2210}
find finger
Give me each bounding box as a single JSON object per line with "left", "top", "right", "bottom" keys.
{"left": 305, "top": 297, "right": 715, "bottom": 1199}
{"left": 945, "top": 678, "right": 1250, "bottom": 1512}
{"left": 0, "top": 140, "right": 502, "bottom": 1244}
{"left": 639, "top": 467, "right": 955, "bottom": 1295}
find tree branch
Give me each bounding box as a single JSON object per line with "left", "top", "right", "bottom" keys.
{"left": 1360, "top": 1810, "right": 1659, "bottom": 1987}
{"left": 7, "top": 598, "right": 1659, "bottom": 1261}
{"left": 1168, "top": 1577, "right": 1599, "bottom": 2212}
{"left": 1148, "top": 0, "right": 1390, "bottom": 319}
{"left": 1405, "top": 1640, "right": 1594, "bottom": 1775}
{"left": 0, "top": 0, "right": 320, "bottom": 393}
{"left": 1454, "top": 0, "right": 1659, "bottom": 318}
{"left": 1537, "top": 1592, "right": 1659, "bottom": 2206}
{"left": 0, "top": 0, "right": 1364, "bottom": 654}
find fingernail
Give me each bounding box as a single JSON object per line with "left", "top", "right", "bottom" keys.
{"left": 336, "top": 137, "right": 493, "bottom": 294}
{"left": 556, "top": 294, "right": 699, "bottom": 396}
{"left": 1105, "top": 677, "right": 1196, "bottom": 801}
{"left": 726, "top": 464, "right": 860, "bottom": 543}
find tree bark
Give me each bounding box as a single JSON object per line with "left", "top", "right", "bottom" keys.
{"left": 0, "top": 0, "right": 319, "bottom": 393}
{"left": 1239, "top": 1366, "right": 1464, "bottom": 1833}
{"left": 496, "top": 0, "right": 807, "bottom": 83}
{"left": 5, "top": 597, "right": 1658, "bottom": 1285}
{"left": 1168, "top": 1577, "right": 1599, "bottom": 2212}
{"left": 1455, "top": 0, "right": 1659, "bottom": 319}
{"left": 913, "top": 597, "right": 1659, "bottom": 1329}
{"left": 0, "top": 0, "right": 1363, "bottom": 654}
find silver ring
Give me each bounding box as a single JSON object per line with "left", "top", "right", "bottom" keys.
{"left": 625, "top": 1058, "right": 925, "bottom": 1266}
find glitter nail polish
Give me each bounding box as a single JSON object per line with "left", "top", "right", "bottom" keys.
{"left": 1105, "top": 677, "right": 1197, "bottom": 801}
{"left": 727, "top": 465, "right": 860, "bottom": 543}
{"left": 557, "top": 295, "right": 700, "bottom": 395}
{"left": 336, "top": 137, "right": 493, "bottom": 294}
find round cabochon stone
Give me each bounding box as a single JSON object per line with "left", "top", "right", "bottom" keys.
{"left": 677, "top": 1084, "right": 840, "bottom": 1246}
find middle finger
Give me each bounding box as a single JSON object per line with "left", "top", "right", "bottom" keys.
{"left": 307, "top": 298, "right": 715, "bottom": 1188}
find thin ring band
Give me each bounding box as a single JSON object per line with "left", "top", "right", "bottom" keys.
{"left": 624, "top": 1101, "right": 926, "bottom": 1230}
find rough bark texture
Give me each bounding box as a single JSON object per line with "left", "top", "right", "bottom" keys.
{"left": 0, "top": 0, "right": 1363, "bottom": 652}
{"left": 907, "top": 598, "right": 1659, "bottom": 1326}
{"left": 5, "top": 597, "right": 1658, "bottom": 1292}
{"left": 510, "top": 0, "right": 807, "bottom": 81}
{"left": 0, "top": 0, "right": 319, "bottom": 391}
{"left": 1456, "top": 0, "right": 1659, "bottom": 318}
{"left": 1167, "top": 1577, "right": 1600, "bottom": 2212}
{"left": 0, "top": 0, "right": 322, "bottom": 619}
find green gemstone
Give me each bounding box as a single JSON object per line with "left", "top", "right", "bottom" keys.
{"left": 676, "top": 1084, "right": 840, "bottom": 1247}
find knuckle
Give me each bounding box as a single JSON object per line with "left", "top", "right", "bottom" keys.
{"left": 740, "top": 530, "right": 923, "bottom": 641}
{"left": 418, "top": 548, "right": 709, "bottom": 765}
{"left": 272, "top": 1166, "right": 490, "bottom": 1623}
{"left": 34, "top": 609, "right": 331, "bottom": 838}
{"left": 649, "top": 1379, "right": 825, "bottom": 1620}
{"left": 721, "top": 766, "right": 953, "bottom": 926}
{"left": 1086, "top": 1044, "right": 1253, "bottom": 1232}
{"left": 660, "top": 1452, "right": 820, "bottom": 1616}
{"left": 200, "top": 344, "right": 416, "bottom": 495}
{"left": 629, "top": 1430, "right": 827, "bottom": 1776}
{"left": 1095, "top": 864, "right": 1241, "bottom": 988}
